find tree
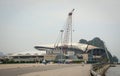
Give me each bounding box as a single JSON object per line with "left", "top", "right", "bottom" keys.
{"left": 88, "top": 37, "right": 105, "bottom": 49}
{"left": 79, "top": 37, "right": 114, "bottom": 63}
{"left": 112, "top": 55, "right": 119, "bottom": 63}
{"left": 79, "top": 39, "right": 88, "bottom": 44}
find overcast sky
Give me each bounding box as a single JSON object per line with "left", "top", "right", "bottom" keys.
{"left": 0, "top": 0, "right": 120, "bottom": 59}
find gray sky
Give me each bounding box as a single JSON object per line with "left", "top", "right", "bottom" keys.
{"left": 0, "top": 0, "right": 120, "bottom": 59}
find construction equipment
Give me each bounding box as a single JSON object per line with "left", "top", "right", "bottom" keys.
{"left": 62, "top": 9, "right": 75, "bottom": 54}
{"left": 54, "top": 9, "right": 75, "bottom": 54}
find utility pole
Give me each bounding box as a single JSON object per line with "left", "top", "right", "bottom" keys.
{"left": 60, "top": 30, "right": 64, "bottom": 63}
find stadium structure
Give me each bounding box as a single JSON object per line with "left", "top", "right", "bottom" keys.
{"left": 8, "top": 51, "right": 46, "bottom": 62}
{"left": 8, "top": 9, "right": 112, "bottom": 63}
{"left": 34, "top": 9, "right": 111, "bottom": 63}
{"left": 34, "top": 42, "right": 109, "bottom": 63}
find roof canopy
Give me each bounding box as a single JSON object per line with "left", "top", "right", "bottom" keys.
{"left": 35, "top": 43, "right": 101, "bottom": 52}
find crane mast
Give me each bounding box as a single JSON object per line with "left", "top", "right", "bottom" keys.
{"left": 62, "top": 9, "right": 75, "bottom": 54}
{"left": 54, "top": 9, "right": 75, "bottom": 55}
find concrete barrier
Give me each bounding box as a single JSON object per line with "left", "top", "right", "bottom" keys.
{"left": 90, "top": 64, "right": 110, "bottom": 76}
{"left": 90, "top": 70, "right": 101, "bottom": 76}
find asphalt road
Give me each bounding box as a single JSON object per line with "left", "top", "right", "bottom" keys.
{"left": 0, "top": 64, "right": 79, "bottom": 76}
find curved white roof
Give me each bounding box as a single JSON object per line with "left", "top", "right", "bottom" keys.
{"left": 35, "top": 43, "right": 99, "bottom": 52}
{"left": 9, "top": 51, "right": 46, "bottom": 56}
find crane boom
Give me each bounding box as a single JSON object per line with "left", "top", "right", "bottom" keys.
{"left": 62, "top": 9, "right": 75, "bottom": 54}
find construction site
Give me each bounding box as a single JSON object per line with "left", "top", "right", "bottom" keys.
{"left": 34, "top": 9, "right": 111, "bottom": 63}
{"left": 7, "top": 9, "right": 112, "bottom": 64}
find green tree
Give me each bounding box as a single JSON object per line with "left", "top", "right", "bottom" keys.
{"left": 79, "top": 39, "right": 88, "bottom": 44}
{"left": 88, "top": 37, "right": 105, "bottom": 49}
{"left": 112, "top": 55, "right": 119, "bottom": 63}
{"left": 79, "top": 37, "right": 114, "bottom": 63}
{"left": 79, "top": 37, "right": 105, "bottom": 49}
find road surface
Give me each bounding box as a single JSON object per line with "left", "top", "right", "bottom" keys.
{"left": 0, "top": 64, "right": 91, "bottom": 76}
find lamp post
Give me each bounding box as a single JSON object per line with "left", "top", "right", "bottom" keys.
{"left": 60, "top": 30, "right": 64, "bottom": 63}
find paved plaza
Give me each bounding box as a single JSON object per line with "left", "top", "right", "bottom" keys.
{"left": 0, "top": 64, "right": 91, "bottom": 76}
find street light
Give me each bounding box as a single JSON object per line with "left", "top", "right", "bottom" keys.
{"left": 60, "top": 30, "right": 64, "bottom": 63}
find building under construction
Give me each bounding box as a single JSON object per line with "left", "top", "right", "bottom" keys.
{"left": 34, "top": 9, "right": 112, "bottom": 63}
{"left": 3, "top": 9, "right": 112, "bottom": 63}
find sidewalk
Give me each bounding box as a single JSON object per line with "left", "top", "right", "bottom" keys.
{"left": 20, "top": 64, "right": 91, "bottom": 76}
{"left": 0, "top": 64, "right": 42, "bottom": 69}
